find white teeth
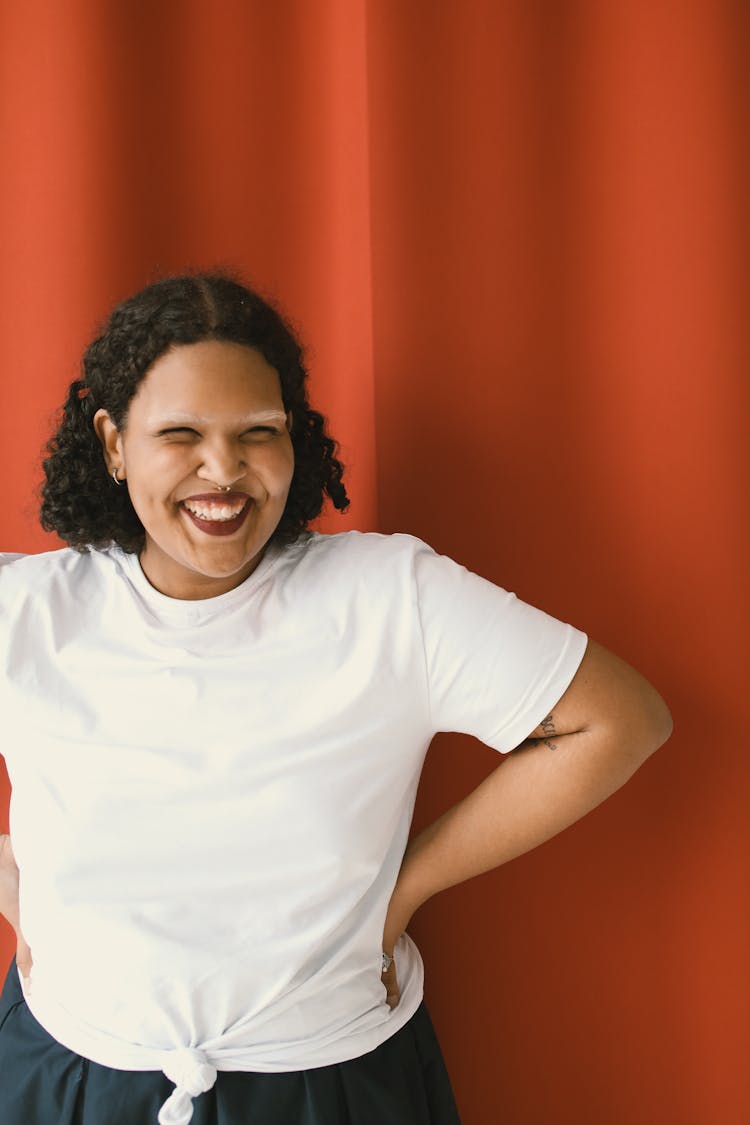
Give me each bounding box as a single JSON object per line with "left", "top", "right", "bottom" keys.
{"left": 183, "top": 501, "right": 247, "bottom": 522}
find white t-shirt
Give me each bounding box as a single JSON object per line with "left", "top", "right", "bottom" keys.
{"left": 0, "top": 532, "right": 586, "bottom": 1120}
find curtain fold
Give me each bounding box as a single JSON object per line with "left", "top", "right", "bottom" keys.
{"left": 1, "top": 3, "right": 747, "bottom": 1122}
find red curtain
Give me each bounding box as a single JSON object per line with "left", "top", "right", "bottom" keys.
{"left": 1, "top": 3, "right": 747, "bottom": 1122}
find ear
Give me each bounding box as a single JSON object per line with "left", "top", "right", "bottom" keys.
{"left": 93, "top": 409, "right": 125, "bottom": 480}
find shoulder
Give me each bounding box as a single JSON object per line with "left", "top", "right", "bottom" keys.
{"left": 0, "top": 546, "right": 123, "bottom": 603}
{"left": 0, "top": 547, "right": 72, "bottom": 587}
{"left": 300, "top": 530, "right": 431, "bottom": 565}
{"left": 270, "top": 532, "right": 439, "bottom": 615}
{"left": 292, "top": 531, "right": 435, "bottom": 582}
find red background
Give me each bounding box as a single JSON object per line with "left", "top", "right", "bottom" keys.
{"left": 1, "top": 3, "right": 748, "bottom": 1122}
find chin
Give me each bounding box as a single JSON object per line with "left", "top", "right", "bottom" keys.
{"left": 187, "top": 545, "right": 264, "bottom": 579}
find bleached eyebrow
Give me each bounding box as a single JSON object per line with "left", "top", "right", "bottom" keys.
{"left": 155, "top": 410, "right": 288, "bottom": 426}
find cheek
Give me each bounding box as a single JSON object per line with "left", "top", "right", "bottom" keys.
{"left": 262, "top": 443, "right": 295, "bottom": 493}
{"left": 126, "top": 448, "right": 192, "bottom": 506}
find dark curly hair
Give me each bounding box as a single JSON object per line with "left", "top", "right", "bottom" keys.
{"left": 40, "top": 273, "right": 349, "bottom": 552}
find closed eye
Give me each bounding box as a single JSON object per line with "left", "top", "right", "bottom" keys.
{"left": 158, "top": 427, "right": 200, "bottom": 439}
{"left": 242, "top": 426, "right": 283, "bottom": 440}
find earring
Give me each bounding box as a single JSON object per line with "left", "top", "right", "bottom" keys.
{"left": 112, "top": 468, "right": 123, "bottom": 485}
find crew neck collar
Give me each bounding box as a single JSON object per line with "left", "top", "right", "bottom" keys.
{"left": 116, "top": 543, "right": 283, "bottom": 621}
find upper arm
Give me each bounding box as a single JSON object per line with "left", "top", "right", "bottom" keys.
{"left": 527, "top": 639, "right": 673, "bottom": 753}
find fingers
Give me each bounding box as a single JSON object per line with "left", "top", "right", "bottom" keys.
{"left": 0, "top": 835, "right": 22, "bottom": 934}
{"left": 0, "top": 833, "right": 17, "bottom": 867}
{"left": 16, "top": 935, "right": 33, "bottom": 981}
{"left": 0, "top": 836, "right": 32, "bottom": 979}
{"left": 0, "top": 834, "right": 14, "bottom": 875}
{"left": 381, "top": 962, "right": 401, "bottom": 1009}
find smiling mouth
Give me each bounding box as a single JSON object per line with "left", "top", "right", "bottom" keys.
{"left": 180, "top": 498, "right": 252, "bottom": 536}
{"left": 182, "top": 499, "right": 247, "bottom": 521}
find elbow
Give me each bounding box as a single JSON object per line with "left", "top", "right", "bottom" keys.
{"left": 602, "top": 686, "right": 673, "bottom": 770}
{"left": 658, "top": 698, "right": 674, "bottom": 743}
{"left": 656, "top": 698, "right": 674, "bottom": 747}
{"left": 637, "top": 689, "right": 673, "bottom": 761}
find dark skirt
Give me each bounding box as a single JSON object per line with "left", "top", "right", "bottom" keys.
{"left": 0, "top": 962, "right": 461, "bottom": 1124}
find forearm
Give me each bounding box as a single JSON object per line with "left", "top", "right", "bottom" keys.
{"left": 384, "top": 721, "right": 666, "bottom": 951}
{"left": 411, "top": 730, "right": 641, "bottom": 889}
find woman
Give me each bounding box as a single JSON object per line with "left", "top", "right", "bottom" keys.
{"left": 0, "top": 273, "right": 672, "bottom": 1125}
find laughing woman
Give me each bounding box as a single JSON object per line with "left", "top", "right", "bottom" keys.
{"left": 0, "top": 274, "right": 672, "bottom": 1125}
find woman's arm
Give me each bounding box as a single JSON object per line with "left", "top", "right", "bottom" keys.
{"left": 0, "top": 834, "right": 32, "bottom": 978}
{"left": 381, "top": 639, "right": 672, "bottom": 1005}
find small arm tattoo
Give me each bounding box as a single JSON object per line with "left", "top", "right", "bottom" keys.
{"left": 539, "top": 713, "right": 558, "bottom": 751}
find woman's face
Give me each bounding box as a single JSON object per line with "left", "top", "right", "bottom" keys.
{"left": 94, "top": 340, "right": 295, "bottom": 600}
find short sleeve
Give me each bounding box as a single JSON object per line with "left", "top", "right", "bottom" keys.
{"left": 414, "top": 543, "right": 588, "bottom": 753}
{"left": 0, "top": 554, "right": 25, "bottom": 600}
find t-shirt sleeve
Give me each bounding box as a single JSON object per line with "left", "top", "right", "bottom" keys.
{"left": 0, "top": 554, "right": 25, "bottom": 599}
{"left": 413, "top": 542, "right": 588, "bottom": 753}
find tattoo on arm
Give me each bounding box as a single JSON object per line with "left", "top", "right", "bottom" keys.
{"left": 539, "top": 713, "right": 558, "bottom": 751}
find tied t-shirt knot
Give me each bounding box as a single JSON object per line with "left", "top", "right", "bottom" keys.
{"left": 158, "top": 1047, "right": 217, "bottom": 1125}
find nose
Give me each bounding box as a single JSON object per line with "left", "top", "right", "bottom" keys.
{"left": 195, "top": 437, "right": 247, "bottom": 489}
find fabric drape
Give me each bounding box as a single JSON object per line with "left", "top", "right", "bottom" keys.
{"left": 1, "top": 3, "right": 747, "bottom": 1122}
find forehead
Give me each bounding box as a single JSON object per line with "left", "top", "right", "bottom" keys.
{"left": 130, "top": 341, "right": 284, "bottom": 421}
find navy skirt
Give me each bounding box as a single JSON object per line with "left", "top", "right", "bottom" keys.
{"left": 0, "top": 962, "right": 461, "bottom": 1124}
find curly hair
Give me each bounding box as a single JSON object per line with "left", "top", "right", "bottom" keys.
{"left": 40, "top": 273, "right": 349, "bottom": 552}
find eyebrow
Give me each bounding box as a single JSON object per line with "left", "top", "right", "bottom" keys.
{"left": 154, "top": 410, "right": 288, "bottom": 427}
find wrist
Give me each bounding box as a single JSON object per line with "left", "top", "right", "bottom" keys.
{"left": 383, "top": 864, "right": 432, "bottom": 955}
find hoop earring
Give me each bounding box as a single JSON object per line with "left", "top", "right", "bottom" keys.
{"left": 112, "top": 469, "right": 123, "bottom": 486}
